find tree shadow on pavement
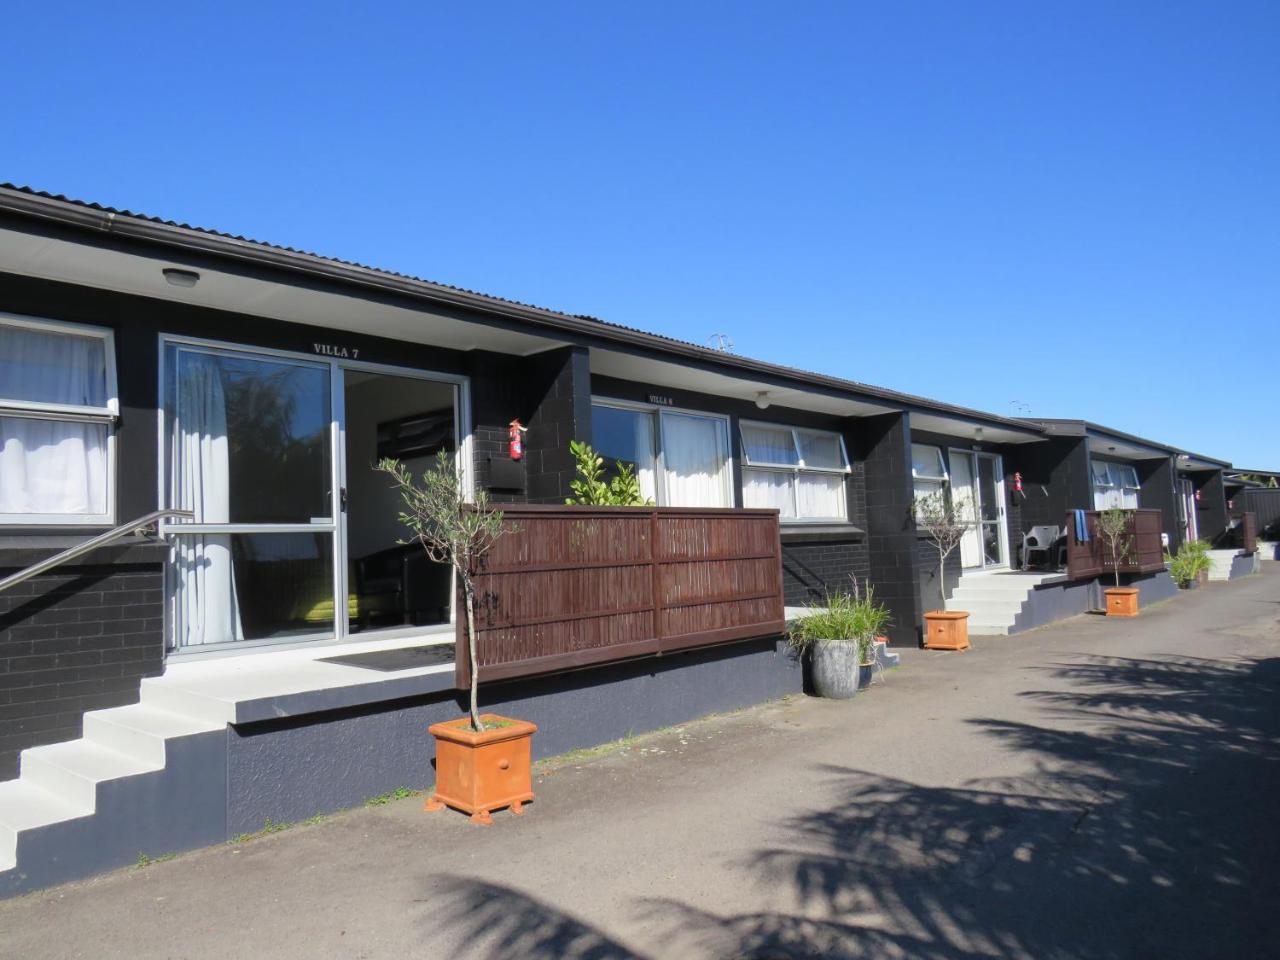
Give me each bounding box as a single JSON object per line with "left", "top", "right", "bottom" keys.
{"left": 423, "top": 653, "right": 1280, "bottom": 959}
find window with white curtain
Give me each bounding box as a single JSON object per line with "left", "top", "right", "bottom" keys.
{"left": 0, "top": 314, "right": 117, "bottom": 525}
{"left": 741, "top": 422, "right": 850, "bottom": 520}
{"left": 590, "top": 400, "right": 731, "bottom": 507}
{"left": 1091, "top": 459, "right": 1141, "bottom": 510}
{"left": 911, "top": 444, "right": 948, "bottom": 504}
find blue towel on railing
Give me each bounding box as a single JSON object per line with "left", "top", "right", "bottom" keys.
{"left": 1073, "top": 509, "right": 1090, "bottom": 543}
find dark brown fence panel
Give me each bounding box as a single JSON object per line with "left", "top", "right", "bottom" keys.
{"left": 457, "top": 505, "right": 785, "bottom": 686}
{"left": 1065, "top": 509, "right": 1167, "bottom": 581}
{"left": 1236, "top": 511, "right": 1258, "bottom": 554}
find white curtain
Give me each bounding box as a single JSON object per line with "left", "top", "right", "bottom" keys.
{"left": 950, "top": 452, "right": 982, "bottom": 567}
{"left": 742, "top": 424, "right": 797, "bottom": 465}
{"left": 0, "top": 419, "right": 108, "bottom": 515}
{"left": 743, "top": 468, "right": 795, "bottom": 516}
{"left": 631, "top": 411, "right": 658, "bottom": 504}
{"left": 168, "top": 354, "right": 243, "bottom": 647}
{"left": 798, "top": 431, "right": 843, "bottom": 469}
{"left": 797, "top": 473, "right": 846, "bottom": 518}
{"left": 0, "top": 326, "right": 109, "bottom": 516}
{"left": 661, "top": 413, "right": 729, "bottom": 507}
{"left": 0, "top": 325, "right": 106, "bottom": 406}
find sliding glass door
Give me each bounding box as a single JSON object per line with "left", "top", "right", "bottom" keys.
{"left": 163, "top": 343, "right": 339, "bottom": 650}
{"left": 948, "top": 449, "right": 1007, "bottom": 569}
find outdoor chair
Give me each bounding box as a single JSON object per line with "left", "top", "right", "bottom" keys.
{"left": 1022, "top": 525, "right": 1064, "bottom": 571}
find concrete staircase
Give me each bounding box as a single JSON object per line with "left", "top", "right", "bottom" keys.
{"left": 1207, "top": 550, "right": 1238, "bottom": 581}
{"left": 0, "top": 698, "right": 225, "bottom": 886}
{"left": 945, "top": 569, "right": 1056, "bottom": 636}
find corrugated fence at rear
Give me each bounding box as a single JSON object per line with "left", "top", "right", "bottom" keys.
{"left": 455, "top": 505, "right": 785, "bottom": 687}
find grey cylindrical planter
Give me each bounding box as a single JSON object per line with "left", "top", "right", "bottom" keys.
{"left": 811, "top": 640, "right": 865, "bottom": 699}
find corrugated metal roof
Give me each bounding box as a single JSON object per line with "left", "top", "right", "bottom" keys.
{"left": 0, "top": 182, "right": 1040, "bottom": 432}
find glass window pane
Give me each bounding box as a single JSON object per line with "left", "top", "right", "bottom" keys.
{"left": 743, "top": 468, "right": 795, "bottom": 517}
{"left": 798, "top": 430, "right": 846, "bottom": 470}
{"left": 0, "top": 324, "right": 107, "bottom": 407}
{"left": 590, "top": 404, "right": 658, "bottom": 502}
{"left": 1122, "top": 465, "right": 1140, "bottom": 488}
{"left": 1091, "top": 460, "right": 1112, "bottom": 486}
{"left": 797, "top": 473, "right": 846, "bottom": 519}
{"left": 661, "top": 412, "right": 729, "bottom": 507}
{"left": 912, "top": 444, "right": 945, "bottom": 479}
{"left": 170, "top": 350, "right": 333, "bottom": 524}
{"left": 0, "top": 416, "right": 108, "bottom": 516}
{"left": 741, "top": 424, "right": 799, "bottom": 466}
{"left": 169, "top": 532, "right": 334, "bottom": 647}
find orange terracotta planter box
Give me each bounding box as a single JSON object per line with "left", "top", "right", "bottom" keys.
{"left": 1104, "top": 587, "right": 1140, "bottom": 617}
{"left": 426, "top": 714, "right": 537, "bottom": 825}
{"left": 924, "top": 611, "right": 970, "bottom": 651}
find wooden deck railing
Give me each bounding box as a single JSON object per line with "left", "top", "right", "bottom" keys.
{"left": 455, "top": 505, "right": 785, "bottom": 687}
{"left": 1234, "top": 511, "right": 1258, "bottom": 554}
{"left": 1064, "top": 509, "right": 1166, "bottom": 581}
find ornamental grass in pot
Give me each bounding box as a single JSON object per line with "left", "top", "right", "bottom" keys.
{"left": 789, "top": 581, "right": 892, "bottom": 699}
{"left": 1167, "top": 539, "right": 1212, "bottom": 590}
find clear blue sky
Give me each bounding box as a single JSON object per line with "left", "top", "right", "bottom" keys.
{"left": 5, "top": 2, "right": 1277, "bottom": 466}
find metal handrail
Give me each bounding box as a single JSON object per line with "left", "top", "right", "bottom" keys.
{"left": 0, "top": 508, "right": 194, "bottom": 594}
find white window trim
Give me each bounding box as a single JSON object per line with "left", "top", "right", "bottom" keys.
{"left": 740, "top": 419, "right": 851, "bottom": 523}
{"left": 590, "top": 397, "right": 733, "bottom": 508}
{"left": 0, "top": 312, "right": 118, "bottom": 526}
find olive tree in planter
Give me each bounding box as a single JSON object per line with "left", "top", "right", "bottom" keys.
{"left": 1098, "top": 507, "right": 1140, "bottom": 617}
{"left": 378, "top": 452, "right": 536, "bottom": 824}
{"left": 788, "top": 579, "right": 892, "bottom": 699}
{"left": 915, "top": 490, "right": 973, "bottom": 650}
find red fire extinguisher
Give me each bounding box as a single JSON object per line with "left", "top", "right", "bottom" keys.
{"left": 508, "top": 419, "right": 527, "bottom": 460}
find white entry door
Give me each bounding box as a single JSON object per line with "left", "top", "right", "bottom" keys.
{"left": 949, "top": 450, "right": 1007, "bottom": 569}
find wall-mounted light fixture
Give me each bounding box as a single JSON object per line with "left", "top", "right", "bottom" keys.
{"left": 974, "top": 427, "right": 984, "bottom": 442}
{"left": 162, "top": 268, "right": 200, "bottom": 288}
{"left": 755, "top": 391, "right": 771, "bottom": 410}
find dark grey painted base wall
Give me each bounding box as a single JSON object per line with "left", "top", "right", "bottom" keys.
{"left": 226, "top": 637, "right": 800, "bottom": 835}
{"left": 2, "top": 637, "right": 799, "bottom": 897}
{"left": 1008, "top": 570, "right": 1178, "bottom": 635}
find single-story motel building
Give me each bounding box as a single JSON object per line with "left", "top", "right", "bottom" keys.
{"left": 0, "top": 185, "right": 1264, "bottom": 894}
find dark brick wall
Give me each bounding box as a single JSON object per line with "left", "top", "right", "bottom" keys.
{"left": 858, "top": 412, "right": 923, "bottom": 647}
{"left": 0, "top": 559, "right": 165, "bottom": 779}
{"left": 917, "top": 539, "right": 963, "bottom": 614}
{"left": 781, "top": 538, "right": 871, "bottom": 606}
{"left": 1012, "top": 436, "right": 1091, "bottom": 564}
{"left": 1189, "top": 469, "right": 1228, "bottom": 546}
{"left": 468, "top": 347, "right": 592, "bottom": 505}
{"left": 1137, "top": 456, "right": 1181, "bottom": 554}
{"left": 523, "top": 347, "right": 592, "bottom": 504}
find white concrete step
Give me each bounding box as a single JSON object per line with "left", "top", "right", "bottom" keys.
{"left": 950, "top": 586, "right": 1044, "bottom": 602}
{"left": 139, "top": 677, "right": 238, "bottom": 723}
{"left": 1207, "top": 550, "right": 1237, "bottom": 581}
{"left": 83, "top": 705, "right": 224, "bottom": 767}
{"left": 0, "top": 780, "right": 92, "bottom": 872}
{"left": 20, "top": 740, "right": 162, "bottom": 812}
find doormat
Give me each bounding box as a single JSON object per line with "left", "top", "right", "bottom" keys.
{"left": 320, "top": 644, "right": 455, "bottom": 672}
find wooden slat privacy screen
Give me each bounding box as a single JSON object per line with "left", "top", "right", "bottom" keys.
{"left": 455, "top": 505, "right": 785, "bottom": 687}
{"left": 1237, "top": 511, "right": 1258, "bottom": 554}
{"left": 1065, "top": 509, "right": 1166, "bottom": 581}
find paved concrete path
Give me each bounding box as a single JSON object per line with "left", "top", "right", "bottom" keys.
{"left": 3, "top": 568, "right": 1278, "bottom": 960}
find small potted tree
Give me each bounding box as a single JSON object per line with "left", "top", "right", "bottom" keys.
{"left": 915, "top": 491, "right": 972, "bottom": 650}
{"left": 378, "top": 452, "right": 535, "bottom": 825}
{"left": 1098, "top": 507, "right": 1139, "bottom": 616}
{"left": 788, "top": 579, "right": 891, "bottom": 698}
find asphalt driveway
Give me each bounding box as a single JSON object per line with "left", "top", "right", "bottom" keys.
{"left": 3, "top": 566, "right": 1278, "bottom": 960}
